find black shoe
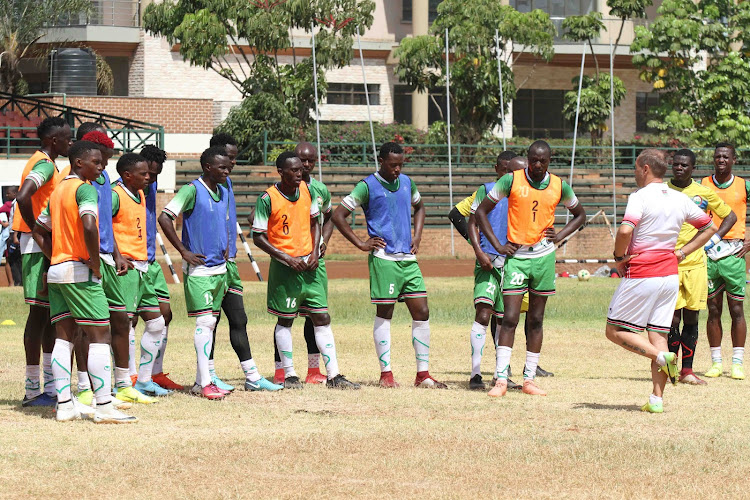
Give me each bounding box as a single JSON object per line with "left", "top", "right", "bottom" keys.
{"left": 326, "top": 374, "right": 360, "bottom": 390}
{"left": 468, "top": 374, "right": 485, "bottom": 390}
{"left": 508, "top": 366, "right": 513, "bottom": 378}
{"left": 536, "top": 366, "right": 554, "bottom": 377}
{"left": 284, "top": 376, "right": 304, "bottom": 389}
{"left": 507, "top": 378, "right": 522, "bottom": 390}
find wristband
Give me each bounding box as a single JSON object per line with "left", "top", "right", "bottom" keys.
{"left": 613, "top": 254, "right": 624, "bottom": 262}
{"left": 678, "top": 248, "right": 686, "bottom": 260}
{"left": 704, "top": 233, "right": 721, "bottom": 251}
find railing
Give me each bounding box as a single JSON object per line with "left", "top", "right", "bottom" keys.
{"left": 50, "top": 0, "right": 141, "bottom": 28}
{"left": 0, "top": 92, "right": 163, "bottom": 158}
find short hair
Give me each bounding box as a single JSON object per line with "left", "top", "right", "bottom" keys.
{"left": 81, "top": 131, "right": 114, "bottom": 150}
{"left": 378, "top": 142, "right": 403, "bottom": 159}
{"left": 672, "top": 148, "right": 696, "bottom": 166}
{"left": 715, "top": 142, "right": 736, "bottom": 156}
{"left": 68, "top": 140, "right": 100, "bottom": 165}
{"left": 276, "top": 151, "right": 298, "bottom": 170}
{"left": 497, "top": 150, "right": 517, "bottom": 163}
{"left": 116, "top": 153, "right": 147, "bottom": 176}
{"left": 140, "top": 145, "right": 167, "bottom": 165}
{"left": 209, "top": 133, "right": 237, "bottom": 147}
{"left": 200, "top": 146, "right": 228, "bottom": 167}
{"left": 76, "top": 122, "right": 105, "bottom": 141}
{"left": 528, "top": 140, "right": 551, "bottom": 156}
{"left": 7, "top": 185, "right": 18, "bottom": 194}
{"left": 37, "top": 117, "right": 67, "bottom": 141}
{"left": 637, "top": 148, "right": 668, "bottom": 178}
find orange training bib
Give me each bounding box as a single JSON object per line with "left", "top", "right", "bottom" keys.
{"left": 266, "top": 182, "right": 313, "bottom": 258}
{"left": 701, "top": 175, "right": 746, "bottom": 240}
{"left": 112, "top": 183, "right": 147, "bottom": 261}
{"left": 13, "top": 151, "right": 59, "bottom": 233}
{"left": 49, "top": 178, "right": 91, "bottom": 265}
{"left": 506, "top": 169, "right": 562, "bottom": 246}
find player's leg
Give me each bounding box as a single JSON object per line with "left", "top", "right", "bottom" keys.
{"left": 521, "top": 293, "right": 549, "bottom": 395}
{"left": 469, "top": 263, "right": 501, "bottom": 390}
{"left": 303, "top": 317, "right": 325, "bottom": 383}
{"left": 208, "top": 260, "right": 245, "bottom": 392}
{"left": 369, "top": 255, "right": 400, "bottom": 387}
{"left": 267, "top": 259, "right": 303, "bottom": 389}
{"left": 48, "top": 283, "right": 78, "bottom": 420}
{"left": 669, "top": 309, "right": 682, "bottom": 360}
{"left": 273, "top": 333, "right": 284, "bottom": 384}
{"left": 148, "top": 262, "right": 180, "bottom": 390}
{"left": 678, "top": 308, "right": 705, "bottom": 384}
{"left": 723, "top": 255, "right": 746, "bottom": 379}
{"left": 705, "top": 258, "right": 725, "bottom": 376}
{"left": 183, "top": 273, "right": 224, "bottom": 399}
{"left": 72, "top": 327, "right": 92, "bottom": 404}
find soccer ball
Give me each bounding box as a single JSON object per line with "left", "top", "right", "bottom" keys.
{"left": 578, "top": 269, "right": 591, "bottom": 281}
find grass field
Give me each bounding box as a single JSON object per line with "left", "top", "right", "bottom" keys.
{"left": 1, "top": 276, "right": 749, "bottom": 499}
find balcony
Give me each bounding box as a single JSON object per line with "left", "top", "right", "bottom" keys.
{"left": 40, "top": 0, "right": 142, "bottom": 46}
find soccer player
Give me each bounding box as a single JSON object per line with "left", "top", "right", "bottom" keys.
{"left": 33, "top": 140, "right": 136, "bottom": 423}
{"left": 136, "top": 145, "right": 181, "bottom": 391}
{"left": 701, "top": 143, "right": 749, "bottom": 380}
{"left": 15, "top": 117, "right": 71, "bottom": 407}
{"left": 206, "top": 133, "right": 282, "bottom": 392}
{"left": 112, "top": 153, "right": 171, "bottom": 397}
{"left": 606, "top": 149, "right": 717, "bottom": 413}
{"left": 475, "top": 140, "right": 585, "bottom": 397}
{"left": 332, "top": 142, "right": 447, "bottom": 389}
{"left": 253, "top": 152, "right": 357, "bottom": 389}
{"left": 668, "top": 149, "right": 736, "bottom": 385}
{"left": 270, "top": 141, "right": 332, "bottom": 385}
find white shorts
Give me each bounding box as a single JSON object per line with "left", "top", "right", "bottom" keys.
{"left": 607, "top": 275, "right": 679, "bottom": 334}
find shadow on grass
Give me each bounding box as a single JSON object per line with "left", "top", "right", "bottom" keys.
{"left": 573, "top": 402, "right": 641, "bottom": 412}
{"left": 1, "top": 401, "right": 54, "bottom": 419}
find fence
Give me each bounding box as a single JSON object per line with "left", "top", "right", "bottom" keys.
{"left": 50, "top": 0, "right": 141, "bottom": 28}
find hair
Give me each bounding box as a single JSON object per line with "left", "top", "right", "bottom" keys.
{"left": 715, "top": 142, "right": 736, "bottom": 156}
{"left": 637, "top": 148, "right": 668, "bottom": 178}
{"left": 37, "top": 117, "right": 67, "bottom": 141}
{"left": 672, "top": 148, "right": 696, "bottom": 166}
{"left": 140, "top": 144, "right": 167, "bottom": 165}
{"left": 209, "top": 133, "right": 237, "bottom": 147}
{"left": 378, "top": 142, "right": 404, "bottom": 159}
{"left": 7, "top": 185, "right": 18, "bottom": 194}
{"left": 81, "top": 130, "right": 114, "bottom": 150}
{"left": 76, "top": 122, "right": 105, "bottom": 141}
{"left": 200, "top": 146, "right": 228, "bottom": 168}
{"left": 68, "top": 140, "right": 100, "bottom": 166}
{"left": 116, "top": 153, "right": 147, "bottom": 176}
{"left": 528, "top": 140, "right": 551, "bottom": 156}
{"left": 276, "top": 151, "right": 298, "bottom": 170}
{"left": 497, "top": 150, "right": 517, "bottom": 163}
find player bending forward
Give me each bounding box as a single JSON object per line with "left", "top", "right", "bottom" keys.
{"left": 332, "top": 142, "right": 447, "bottom": 389}
{"left": 606, "top": 149, "right": 717, "bottom": 413}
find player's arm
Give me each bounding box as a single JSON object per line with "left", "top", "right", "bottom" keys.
{"left": 678, "top": 205, "right": 717, "bottom": 260}
{"left": 307, "top": 195, "right": 322, "bottom": 271}
{"left": 448, "top": 206, "right": 469, "bottom": 240}
{"left": 17, "top": 161, "right": 56, "bottom": 230}
{"left": 158, "top": 184, "right": 205, "bottom": 266}
{"left": 32, "top": 204, "right": 52, "bottom": 261}
{"left": 331, "top": 181, "right": 385, "bottom": 252}
{"left": 320, "top": 187, "right": 334, "bottom": 257}
{"left": 251, "top": 192, "right": 307, "bottom": 272}
{"left": 546, "top": 182, "right": 586, "bottom": 244}
{"left": 77, "top": 184, "right": 101, "bottom": 279}
{"left": 475, "top": 175, "right": 513, "bottom": 255}
{"left": 412, "top": 198, "right": 425, "bottom": 254}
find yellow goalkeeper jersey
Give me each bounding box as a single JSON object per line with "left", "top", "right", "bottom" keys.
{"left": 455, "top": 191, "right": 477, "bottom": 217}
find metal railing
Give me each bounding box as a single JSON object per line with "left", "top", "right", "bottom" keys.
{"left": 50, "top": 0, "right": 141, "bottom": 28}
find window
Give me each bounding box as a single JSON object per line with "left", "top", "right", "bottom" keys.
{"left": 511, "top": 0, "right": 594, "bottom": 40}
{"left": 636, "top": 92, "right": 661, "bottom": 133}
{"left": 327, "top": 83, "right": 380, "bottom": 106}
{"left": 513, "top": 89, "right": 573, "bottom": 139}
{"left": 393, "top": 85, "right": 448, "bottom": 125}
{"left": 402, "top": 0, "right": 441, "bottom": 23}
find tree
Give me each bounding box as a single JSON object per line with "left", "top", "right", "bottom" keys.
{"left": 143, "top": 0, "right": 375, "bottom": 126}
{"left": 631, "top": 0, "right": 750, "bottom": 146}
{"left": 394, "top": 0, "right": 555, "bottom": 145}
{"left": 0, "top": 0, "right": 93, "bottom": 93}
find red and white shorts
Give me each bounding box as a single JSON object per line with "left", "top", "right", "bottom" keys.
{"left": 607, "top": 275, "right": 679, "bottom": 334}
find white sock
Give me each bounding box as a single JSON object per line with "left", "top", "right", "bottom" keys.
{"left": 373, "top": 316, "right": 392, "bottom": 372}
{"left": 43, "top": 352, "right": 54, "bottom": 396}
{"left": 412, "top": 320, "right": 430, "bottom": 372}
{"left": 308, "top": 353, "right": 320, "bottom": 369}
{"left": 208, "top": 359, "right": 216, "bottom": 377}
{"left": 495, "top": 346, "right": 512, "bottom": 379}
{"left": 711, "top": 346, "right": 722, "bottom": 364}
{"left": 88, "top": 343, "right": 113, "bottom": 405}
{"left": 240, "top": 359, "right": 261, "bottom": 383}
{"left": 114, "top": 367, "right": 131, "bottom": 390}
{"left": 153, "top": 325, "right": 168, "bottom": 374}
{"left": 649, "top": 394, "right": 663, "bottom": 406}
{"left": 732, "top": 347, "right": 744, "bottom": 365}
{"left": 275, "top": 360, "right": 282, "bottom": 370}
{"left": 470, "top": 321, "right": 487, "bottom": 377}
{"left": 77, "top": 371, "right": 91, "bottom": 392}
{"left": 314, "top": 324, "right": 339, "bottom": 379}
{"left": 194, "top": 316, "right": 216, "bottom": 388}
{"left": 138, "top": 316, "right": 165, "bottom": 383}
{"left": 51, "top": 339, "right": 73, "bottom": 402}
{"left": 25, "top": 365, "right": 41, "bottom": 398}
{"left": 524, "top": 351, "right": 540, "bottom": 380}
{"left": 128, "top": 325, "right": 137, "bottom": 376}
{"left": 274, "top": 323, "right": 296, "bottom": 377}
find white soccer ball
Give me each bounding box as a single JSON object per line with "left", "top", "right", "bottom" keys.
{"left": 578, "top": 269, "right": 591, "bottom": 281}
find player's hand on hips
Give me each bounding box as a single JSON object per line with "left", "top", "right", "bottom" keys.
{"left": 616, "top": 254, "right": 638, "bottom": 276}
{"left": 181, "top": 250, "right": 206, "bottom": 267}
{"left": 358, "top": 236, "right": 386, "bottom": 252}
{"left": 737, "top": 238, "right": 750, "bottom": 258}
{"left": 477, "top": 251, "right": 493, "bottom": 271}
{"left": 544, "top": 227, "right": 557, "bottom": 243}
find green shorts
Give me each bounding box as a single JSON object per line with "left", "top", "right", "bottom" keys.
{"left": 502, "top": 252, "right": 556, "bottom": 296}
{"left": 473, "top": 262, "right": 504, "bottom": 318}
{"left": 147, "top": 261, "right": 170, "bottom": 303}
{"left": 49, "top": 280, "right": 110, "bottom": 327}
{"left": 267, "top": 258, "right": 328, "bottom": 318}
{"left": 368, "top": 255, "right": 427, "bottom": 304}
{"left": 121, "top": 268, "right": 161, "bottom": 316}
{"left": 101, "top": 259, "right": 128, "bottom": 314}
{"left": 22, "top": 252, "right": 50, "bottom": 307}
{"left": 226, "top": 260, "right": 243, "bottom": 296}
{"left": 707, "top": 254, "right": 746, "bottom": 301}
{"left": 183, "top": 273, "right": 227, "bottom": 318}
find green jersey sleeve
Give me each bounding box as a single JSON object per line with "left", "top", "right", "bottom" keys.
{"left": 486, "top": 173, "right": 513, "bottom": 203}
{"left": 163, "top": 184, "right": 197, "bottom": 219}
{"left": 560, "top": 180, "right": 579, "bottom": 209}
{"left": 469, "top": 185, "right": 489, "bottom": 214}
{"left": 111, "top": 189, "right": 120, "bottom": 217}
{"left": 252, "top": 192, "right": 272, "bottom": 234}
{"left": 26, "top": 160, "right": 57, "bottom": 189}
{"left": 36, "top": 202, "right": 51, "bottom": 230}
{"left": 340, "top": 181, "right": 369, "bottom": 211}
{"left": 76, "top": 183, "right": 99, "bottom": 220}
